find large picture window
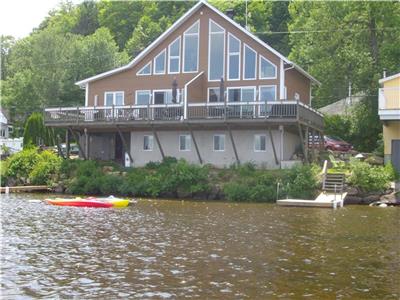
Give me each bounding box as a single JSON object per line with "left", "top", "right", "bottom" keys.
{"left": 259, "top": 55, "right": 277, "bottom": 79}
{"left": 259, "top": 86, "right": 277, "bottom": 102}
{"left": 183, "top": 21, "right": 199, "bottom": 73}
{"left": 154, "top": 49, "right": 166, "bottom": 74}
{"left": 104, "top": 91, "right": 124, "bottom": 106}
{"left": 208, "top": 20, "right": 225, "bottom": 81}
{"left": 243, "top": 44, "right": 256, "bottom": 80}
{"left": 136, "top": 90, "right": 151, "bottom": 105}
{"left": 228, "top": 33, "right": 240, "bottom": 80}
{"left": 168, "top": 37, "right": 181, "bottom": 74}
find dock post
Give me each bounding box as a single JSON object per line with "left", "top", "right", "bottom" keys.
{"left": 5, "top": 186, "right": 9, "bottom": 194}
{"left": 66, "top": 129, "right": 70, "bottom": 159}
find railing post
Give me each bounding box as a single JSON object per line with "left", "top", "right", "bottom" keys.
{"left": 147, "top": 102, "right": 150, "bottom": 121}
{"left": 112, "top": 104, "right": 115, "bottom": 123}
{"left": 76, "top": 107, "right": 79, "bottom": 124}
{"left": 296, "top": 99, "right": 299, "bottom": 121}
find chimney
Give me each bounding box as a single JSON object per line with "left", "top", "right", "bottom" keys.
{"left": 383, "top": 69, "right": 387, "bottom": 78}
{"left": 226, "top": 9, "right": 234, "bottom": 20}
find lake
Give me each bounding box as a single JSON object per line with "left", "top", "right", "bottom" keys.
{"left": 1, "top": 194, "right": 399, "bottom": 299}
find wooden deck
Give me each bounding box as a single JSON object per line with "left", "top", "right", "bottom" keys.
{"left": 0, "top": 186, "right": 49, "bottom": 193}
{"left": 277, "top": 192, "right": 347, "bottom": 209}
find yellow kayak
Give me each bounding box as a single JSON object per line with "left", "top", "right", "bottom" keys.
{"left": 46, "top": 196, "right": 131, "bottom": 208}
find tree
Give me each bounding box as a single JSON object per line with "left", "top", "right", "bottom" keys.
{"left": 0, "top": 35, "right": 16, "bottom": 80}
{"left": 72, "top": 0, "right": 99, "bottom": 36}
{"left": 23, "top": 113, "right": 55, "bottom": 148}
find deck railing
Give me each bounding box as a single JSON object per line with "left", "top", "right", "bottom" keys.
{"left": 44, "top": 100, "right": 323, "bottom": 129}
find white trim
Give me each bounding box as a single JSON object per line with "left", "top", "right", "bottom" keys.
{"left": 136, "top": 61, "right": 152, "bottom": 76}
{"left": 254, "top": 134, "right": 267, "bottom": 152}
{"left": 227, "top": 33, "right": 241, "bottom": 81}
{"left": 135, "top": 90, "right": 152, "bottom": 105}
{"left": 184, "top": 71, "right": 204, "bottom": 118}
{"left": 183, "top": 20, "right": 200, "bottom": 74}
{"left": 208, "top": 19, "right": 225, "bottom": 82}
{"left": 379, "top": 72, "right": 400, "bottom": 84}
{"left": 153, "top": 49, "right": 166, "bottom": 75}
{"left": 143, "top": 135, "right": 154, "bottom": 151}
{"left": 168, "top": 36, "right": 181, "bottom": 74}
{"left": 279, "top": 59, "right": 285, "bottom": 100}
{"left": 309, "top": 85, "right": 312, "bottom": 106}
{"left": 243, "top": 44, "right": 257, "bottom": 80}
{"left": 259, "top": 85, "right": 277, "bottom": 102}
{"left": 75, "top": 1, "right": 319, "bottom": 87}
{"left": 213, "top": 134, "right": 225, "bottom": 152}
{"left": 179, "top": 134, "right": 191, "bottom": 151}
{"left": 104, "top": 91, "right": 125, "bottom": 106}
{"left": 259, "top": 55, "right": 277, "bottom": 80}
{"left": 85, "top": 83, "right": 89, "bottom": 106}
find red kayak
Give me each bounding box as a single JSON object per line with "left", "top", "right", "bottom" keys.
{"left": 46, "top": 198, "right": 113, "bottom": 208}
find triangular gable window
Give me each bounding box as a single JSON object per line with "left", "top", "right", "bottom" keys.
{"left": 137, "top": 62, "right": 151, "bottom": 76}
{"left": 259, "top": 55, "right": 277, "bottom": 79}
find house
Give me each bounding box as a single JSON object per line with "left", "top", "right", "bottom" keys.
{"left": 378, "top": 72, "right": 400, "bottom": 173}
{"left": 0, "top": 108, "right": 12, "bottom": 139}
{"left": 44, "top": 1, "right": 324, "bottom": 168}
{"left": 319, "top": 93, "right": 364, "bottom": 116}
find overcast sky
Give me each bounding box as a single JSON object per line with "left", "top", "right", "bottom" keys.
{"left": 0, "top": 0, "right": 82, "bottom": 39}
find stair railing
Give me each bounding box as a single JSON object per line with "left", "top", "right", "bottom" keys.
{"left": 322, "top": 160, "right": 328, "bottom": 190}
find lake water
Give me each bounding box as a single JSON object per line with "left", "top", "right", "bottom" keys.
{"left": 1, "top": 194, "right": 399, "bottom": 299}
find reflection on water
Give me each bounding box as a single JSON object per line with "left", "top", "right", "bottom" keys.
{"left": 1, "top": 194, "right": 399, "bottom": 299}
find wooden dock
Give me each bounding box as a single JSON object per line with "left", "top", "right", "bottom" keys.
{"left": 0, "top": 186, "right": 49, "bottom": 193}
{"left": 277, "top": 192, "right": 347, "bottom": 209}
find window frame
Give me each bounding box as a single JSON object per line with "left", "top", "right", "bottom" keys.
{"left": 179, "top": 134, "right": 191, "bottom": 151}
{"left": 254, "top": 134, "right": 267, "bottom": 152}
{"left": 135, "top": 90, "right": 152, "bottom": 105}
{"left": 243, "top": 43, "right": 257, "bottom": 80}
{"left": 183, "top": 20, "right": 200, "bottom": 74}
{"left": 207, "top": 87, "right": 222, "bottom": 103}
{"left": 208, "top": 19, "right": 225, "bottom": 82}
{"left": 226, "top": 86, "right": 256, "bottom": 103}
{"left": 136, "top": 61, "right": 152, "bottom": 76}
{"left": 152, "top": 89, "right": 179, "bottom": 104}
{"left": 213, "top": 134, "right": 225, "bottom": 152}
{"left": 227, "top": 33, "right": 241, "bottom": 81}
{"left": 258, "top": 85, "right": 277, "bottom": 102}
{"left": 143, "top": 135, "right": 154, "bottom": 151}
{"left": 168, "top": 36, "right": 181, "bottom": 74}
{"left": 259, "top": 55, "right": 277, "bottom": 79}
{"left": 104, "top": 91, "right": 125, "bottom": 106}
{"left": 153, "top": 49, "right": 167, "bottom": 75}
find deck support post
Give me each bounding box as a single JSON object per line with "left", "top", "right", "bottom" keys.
{"left": 319, "top": 131, "right": 324, "bottom": 151}
{"left": 56, "top": 134, "right": 65, "bottom": 159}
{"left": 297, "top": 124, "right": 308, "bottom": 164}
{"left": 268, "top": 126, "right": 279, "bottom": 166}
{"left": 68, "top": 128, "right": 86, "bottom": 160}
{"left": 187, "top": 123, "right": 202, "bottom": 164}
{"left": 226, "top": 123, "right": 240, "bottom": 165}
{"left": 116, "top": 126, "right": 133, "bottom": 164}
{"left": 311, "top": 128, "right": 316, "bottom": 162}
{"left": 65, "top": 129, "right": 70, "bottom": 159}
{"left": 152, "top": 126, "right": 165, "bottom": 160}
{"left": 84, "top": 128, "right": 89, "bottom": 160}
{"left": 305, "top": 126, "right": 309, "bottom": 163}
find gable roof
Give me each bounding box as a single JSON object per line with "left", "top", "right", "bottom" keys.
{"left": 76, "top": 0, "right": 320, "bottom": 87}
{"left": 379, "top": 72, "right": 400, "bottom": 84}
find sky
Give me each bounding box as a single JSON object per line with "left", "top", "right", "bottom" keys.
{"left": 0, "top": 0, "right": 82, "bottom": 39}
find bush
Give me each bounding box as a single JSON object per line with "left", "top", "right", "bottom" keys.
{"left": 283, "top": 164, "right": 320, "bottom": 199}
{"left": 5, "top": 148, "right": 40, "bottom": 184}
{"left": 29, "top": 150, "right": 62, "bottom": 185}
{"left": 347, "top": 160, "right": 395, "bottom": 193}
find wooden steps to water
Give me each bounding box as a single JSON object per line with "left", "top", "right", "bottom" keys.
{"left": 0, "top": 186, "right": 49, "bottom": 193}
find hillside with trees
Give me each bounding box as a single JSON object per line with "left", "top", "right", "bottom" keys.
{"left": 1, "top": 0, "right": 399, "bottom": 152}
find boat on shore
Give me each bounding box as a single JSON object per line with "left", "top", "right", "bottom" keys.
{"left": 46, "top": 196, "right": 130, "bottom": 208}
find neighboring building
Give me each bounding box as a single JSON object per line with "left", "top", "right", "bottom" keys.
{"left": 0, "top": 108, "right": 12, "bottom": 139}
{"left": 44, "top": 1, "right": 323, "bottom": 168}
{"left": 378, "top": 72, "right": 400, "bottom": 172}
{"left": 319, "top": 93, "right": 364, "bottom": 116}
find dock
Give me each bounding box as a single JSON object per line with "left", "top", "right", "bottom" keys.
{"left": 0, "top": 186, "right": 49, "bottom": 193}
{"left": 277, "top": 192, "right": 347, "bottom": 209}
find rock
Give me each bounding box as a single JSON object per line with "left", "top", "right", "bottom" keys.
{"left": 344, "top": 195, "right": 363, "bottom": 205}
{"left": 53, "top": 184, "right": 65, "bottom": 193}
{"left": 176, "top": 189, "right": 191, "bottom": 199}
{"left": 207, "top": 186, "right": 221, "bottom": 200}
{"left": 102, "top": 166, "right": 114, "bottom": 173}
{"left": 364, "top": 194, "right": 382, "bottom": 204}
{"left": 379, "top": 203, "right": 388, "bottom": 207}
{"left": 346, "top": 187, "right": 359, "bottom": 196}
{"left": 380, "top": 192, "right": 400, "bottom": 204}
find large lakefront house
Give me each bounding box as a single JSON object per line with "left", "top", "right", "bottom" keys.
{"left": 44, "top": 1, "right": 323, "bottom": 168}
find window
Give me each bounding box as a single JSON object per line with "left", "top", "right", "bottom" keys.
{"left": 94, "top": 95, "right": 98, "bottom": 106}
{"left": 143, "top": 135, "right": 154, "bottom": 151}
{"left": 213, "top": 135, "right": 225, "bottom": 151}
{"left": 154, "top": 49, "right": 166, "bottom": 74}
{"left": 259, "top": 55, "right": 277, "bottom": 79}
{"left": 168, "top": 37, "right": 181, "bottom": 74}
{"left": 183, "top": 21, "right": 199, "bottom": 72}
{"left": 243, "top": 44, "right": 256, "bottom": 80}
{"left": 208, "top": 87, "right": 222, "bottom": 102}
{"left": 136, "top": 90, "right": 151, "bottom": 105}
{"left": 179, "top": 135, "right": 191, "bottom": 151}
{"left": 227, "top": 87, "right": 255, "bottom": 102}
{"left": 137, "top": 62, "right": 151, "bottom": 76}
{"left": 153, "top": 90, "right": 178, "bottom": 104}
{"left": 104, "top": 91, "right": 124, "bottom": 106}
{"left": 228, "top": 33, "right": 240, "bottom": 80}
{"left": 259, "top": 86, "right": 277, "bottom": 102}
{"left": 208, "top": 20, "right": 225, "bottom": 81}
{"left": 254, "top": 135, "right": 267, "bottom": 152}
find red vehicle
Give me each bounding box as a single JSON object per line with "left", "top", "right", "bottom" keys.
{"left": 324, "top": 136, "right": 352, "bottom": 152}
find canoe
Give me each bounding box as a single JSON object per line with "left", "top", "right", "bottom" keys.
{"left": 46, "top": 196, "right": 130, "bottom": 208}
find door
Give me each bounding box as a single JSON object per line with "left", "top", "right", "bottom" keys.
{"left": 391, "top": 140, "right": 400, "bottom": 174}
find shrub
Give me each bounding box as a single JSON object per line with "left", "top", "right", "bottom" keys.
{"left": 5, "top": 148, "right": 40, "bottom": 184}
{"left": 347, "top": 160, "right": 394, "bottom": 193}
{"left": 29, "top": 150, "right": 62, "bottom": 185}
{"left": 283, "top": 164, "right": 320, "bottom": 199}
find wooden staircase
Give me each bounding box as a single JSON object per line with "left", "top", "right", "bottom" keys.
{"left": 323, "top": 173, "right": 345, "bottom": 193}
